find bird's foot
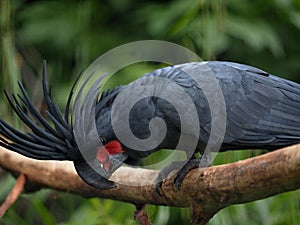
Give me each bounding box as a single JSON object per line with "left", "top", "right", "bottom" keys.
{"left": 154, "top": 161, "right": 186, "bottom": 196}
{"left": 174, "top": 153, "right": 212, "bottom": 189}
{"left": 173, "top": 159, "right": 201, "bottom": 189}
{"left": 154, "top": 152, "right": 212, "bottom": 195}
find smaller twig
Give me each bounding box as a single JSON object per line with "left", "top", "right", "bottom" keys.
{"left": 134, "top": 204, "right": 153, "bottom": 225}
{"left": 0, "top": 168, "right": 4, "bottom": 179}
{"left": 0, "top": 173, "right": 26, "bottom": 219}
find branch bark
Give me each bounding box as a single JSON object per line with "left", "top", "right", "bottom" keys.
{"left": 0, "top": 144, "right": 299, "bottom": 224}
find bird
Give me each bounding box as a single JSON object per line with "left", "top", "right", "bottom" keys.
{"left": 0, "top": 60, "right": 299, "bottom": 192}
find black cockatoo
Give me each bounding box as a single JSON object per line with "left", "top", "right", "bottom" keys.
{"left": 0, "top": 61, "right": 299, "bottom": 191}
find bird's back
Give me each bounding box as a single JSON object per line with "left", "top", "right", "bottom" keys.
{"left": 141, "top": 61, "right": 300, "bottom": 151}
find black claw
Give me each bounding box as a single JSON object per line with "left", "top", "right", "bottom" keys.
{"left": 173, "top": 158, "right": 209, "bottom": 190}
{"left": 154, "top": 151, "right": 213, "bottom": 193}
{"left": 154, "top": 179, "right": 164, "bottom": 196}
{"left": 154, "top": 161, "right": 187, "bottom": 196}
{"left": 174, "top": 173, "right": 185, "bottom": 189}
{"left": 173, "top": 151, "right": 212, "bottom": 189}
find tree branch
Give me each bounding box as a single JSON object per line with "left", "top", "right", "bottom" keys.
{"left": 0, "top": 173, "right": 26, "bottom": 219}
{"left": 0, "top": 144, "right": 299, "bottom": 224}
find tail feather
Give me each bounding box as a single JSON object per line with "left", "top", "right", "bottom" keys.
{"left": 16, "top": 81, "right": 64, "bottom": 138}
{"left": 0, "top": 136, "right": 59, "bottom": 159}
{"left": 0, "top": 61, "right": 80, "bottom": 160}
{"left": 41, "top": 63, "right": 72, "bottom": 129}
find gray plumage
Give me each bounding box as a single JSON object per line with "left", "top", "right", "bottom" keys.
{"left": 97, "top": 61, "right": 300, "bottom": 159}
{"left": 1, "top": 61, "right": 299, "bottom": 190}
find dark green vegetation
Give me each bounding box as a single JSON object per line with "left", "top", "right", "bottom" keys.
{"left": 0, "top": 0, "right": 300, "bottom": 224}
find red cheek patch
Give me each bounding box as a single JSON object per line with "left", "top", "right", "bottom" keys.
{"left": 96, "top": 140, "right": 124, "bottom": 163}
{"left": 104, "top": 140, "right": 124, "bottom": 155}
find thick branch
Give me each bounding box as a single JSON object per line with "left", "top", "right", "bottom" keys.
{"left": 0, "top": 144, "right": 299, "bottom": 224}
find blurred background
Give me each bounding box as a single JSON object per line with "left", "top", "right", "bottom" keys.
{"left": 0, "top": 0, "right": 300, "bottom": 224}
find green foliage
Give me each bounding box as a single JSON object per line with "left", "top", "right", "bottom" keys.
{"left": 0, "top": 0, "right": 300, "bottom": 224}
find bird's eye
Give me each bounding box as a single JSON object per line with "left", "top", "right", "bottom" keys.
{"left": 100, "top": 137, "right": 106, "bottom": 145}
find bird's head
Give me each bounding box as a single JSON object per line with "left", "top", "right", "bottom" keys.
{"left": 0, "top": 61, "right": 127, "bottom": 190}
{"left": 73, "top": 138, "right": 127, "bottom": 189}
{"left": 96, "top": 140, "right": 126, "bottom": 174}
{"left": 89, "top": 87, "right": 129, "bottom": 179}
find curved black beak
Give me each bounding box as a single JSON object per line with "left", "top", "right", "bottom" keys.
{"left": 74, "top": 152, "right": 127, "bottom": 189}
{"left": 74, "top": 159, "right": 116, "bottom": 189}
